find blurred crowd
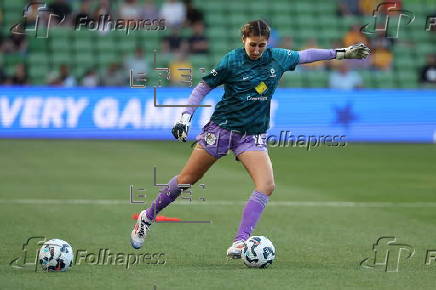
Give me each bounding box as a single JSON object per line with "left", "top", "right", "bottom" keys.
{"left": 0, "top": 0, "right": 208, "bottom": 87}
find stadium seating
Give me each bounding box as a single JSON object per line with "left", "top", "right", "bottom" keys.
{"left": 0, "top": 0, "right": 434, "bottom": 88}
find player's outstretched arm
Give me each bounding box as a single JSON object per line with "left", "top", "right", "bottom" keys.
{"left": 297, "top": 43, "right": 370, "bottom": 64}
{"left": 172, "top": 81, "right": 212, "bottom": 142}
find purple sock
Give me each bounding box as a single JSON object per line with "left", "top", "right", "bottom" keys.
{"left": 145, "top": 176, "right": 182, "bottom": 220}
{"left": 234, "top": 191, "right": 269, "bottom": 242}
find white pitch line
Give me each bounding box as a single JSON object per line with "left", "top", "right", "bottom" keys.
{"left": 1, "top": 199, "right": 436, "bottom": 208}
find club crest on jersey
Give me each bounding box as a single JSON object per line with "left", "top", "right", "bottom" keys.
{"left": 204, "top": 132, "right": 216, "bottom": 145}
{"left": 270, "top": 68, "right": 276, "bottom": 78}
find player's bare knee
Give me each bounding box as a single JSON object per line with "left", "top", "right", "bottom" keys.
{"left": 266, "top": 183, "right": 275, "bottom": 196}
{"left": 258, "top": 182, "right": 275, "bottom": 196}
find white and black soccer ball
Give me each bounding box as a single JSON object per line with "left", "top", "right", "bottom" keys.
{"left": 242, "top": 236, "right": 275, "bottom": 268}
{"left": 38, "top": 239, "right": 74, "bottom": 272}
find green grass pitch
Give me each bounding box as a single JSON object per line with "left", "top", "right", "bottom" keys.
{"left": 1, "top": 139, "right": 436, "bottom": 289}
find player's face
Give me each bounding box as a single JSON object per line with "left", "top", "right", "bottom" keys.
{"left": 243, "top": 36, "right": 268, "bottom": 60}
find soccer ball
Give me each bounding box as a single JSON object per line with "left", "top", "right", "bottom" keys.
{"left": 242, "top": 236, "right": 275, "bottom": 268}
{"left": 38, "top": 239, "right": 74, "bottom": 272}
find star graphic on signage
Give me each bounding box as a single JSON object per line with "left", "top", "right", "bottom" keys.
{"left": 333, "top": 102, "right": 358, "bottom": 128}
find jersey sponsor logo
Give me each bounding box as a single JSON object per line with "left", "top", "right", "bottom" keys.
{"left": 211, "top": 69, "right": 218, "bottom": 76}
{"left": 270, "top": 68, "right": 276, "bottom": 78}
{"left": 247, "top": 96, "right": 268, "bottom": 101}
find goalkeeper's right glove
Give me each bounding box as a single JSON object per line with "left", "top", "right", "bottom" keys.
{"left": 336, "top": 43, "right": 370, "bottom": 60}
{"left": 172, "top": 113, "right": 191, "bottom": 142}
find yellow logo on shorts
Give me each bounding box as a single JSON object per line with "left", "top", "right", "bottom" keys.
{"left": 255, "top": 81, "right": 267, "bottom": 94}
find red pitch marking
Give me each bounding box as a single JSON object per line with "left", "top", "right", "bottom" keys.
{"left": 131, "top": 213, "right": 181, "bottom": 222}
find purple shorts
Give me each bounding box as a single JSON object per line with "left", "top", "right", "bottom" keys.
{"left": 195, "top": 121, "right": 268, "bottom": 160}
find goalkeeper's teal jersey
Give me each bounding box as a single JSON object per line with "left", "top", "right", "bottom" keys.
{"left": 202, "top": 47, "right": 299, "bottom": 134}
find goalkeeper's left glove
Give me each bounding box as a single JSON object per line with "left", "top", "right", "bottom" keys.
{"left": 336, "top": 43, "right": 370, "bottom": 60}
{"left": 171, "top": 113, "right": 191, "bottom": 142}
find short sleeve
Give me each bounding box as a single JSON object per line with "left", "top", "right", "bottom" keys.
{"left": 272, "top": 48, "right": 300, "bottom": 71}
{"left": 202, "top": 54, "right": 230, "bottom": 88}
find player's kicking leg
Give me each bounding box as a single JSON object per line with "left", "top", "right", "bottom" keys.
{"left": 130, "top": 143, "right": 217, "bottom": 249}
{"left": 226, "top": 150, "right": 274, "bottom": 258}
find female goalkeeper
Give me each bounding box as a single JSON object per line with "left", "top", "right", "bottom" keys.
{"left": 131, "top": 19, "right": 370, "bottom": 258}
